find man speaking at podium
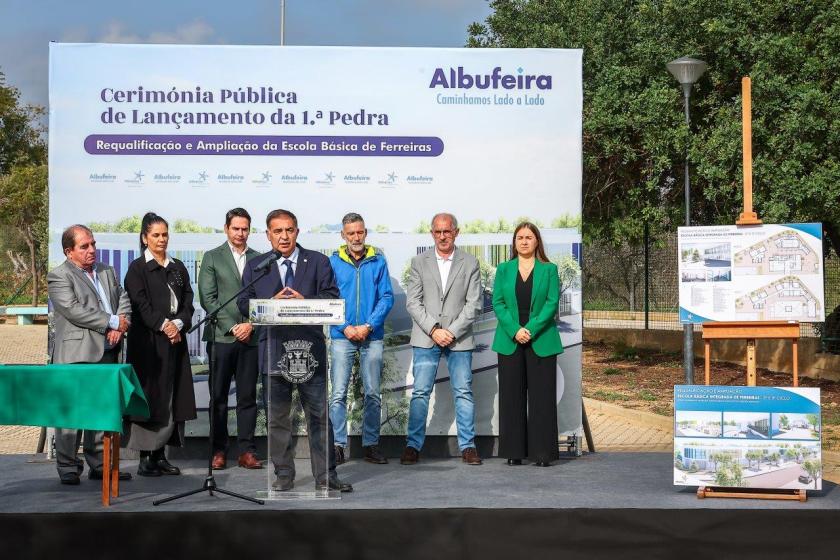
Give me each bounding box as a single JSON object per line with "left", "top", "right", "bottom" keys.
{"left": 238, "top": 209, "right": 352, "bottom": 493}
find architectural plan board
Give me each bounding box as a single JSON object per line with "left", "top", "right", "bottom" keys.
{"left": 678, "top": 224, "right": 824, "bottom": 324}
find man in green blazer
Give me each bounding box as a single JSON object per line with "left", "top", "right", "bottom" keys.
{"left": 198, "top": 208, "right": 262, "bottom": 470}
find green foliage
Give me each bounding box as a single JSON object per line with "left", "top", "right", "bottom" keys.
{"left": 0, "top": 164, "right": 48, "bottom": 304}
{"left": 637, "top": 389, "right": 657, "bottom": 401}
{"left": 553, "top": 253, "right": 581, "bottom": 294}
{"left": 591, "top": 389, "right": 630, "bottom": 401}
{"left": 603, "top": 367, "right": 622, "bottom": 376}
{"left": 88, "top": 215, "right": 216, "bottom": 233}
{"left": 172, "top": 219, "right": 215, "bottom": 233}
{"left": 468, "top": 1, "right": 840, "bottom": 255}
{"left": 803, "top": 459, "right": 821, "bottom": 487}
{"left": 610, "top": 341, "right": 640, "bottom": 360}
{"left": 0, "top": 72, "right": 46, "bottom": 175}
{"left": 89, "top": 215, "right": 143, "bottom": 233}
{"left": 779, "top": 414, "right": 790, "bottom": 430}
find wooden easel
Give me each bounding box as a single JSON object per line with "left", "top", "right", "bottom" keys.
{"left": 696, "top": 77, "right": 806, "bottom": 502}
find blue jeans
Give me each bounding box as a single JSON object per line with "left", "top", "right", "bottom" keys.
{"left": 329, "top": 338, "right": 384, "bottom": 448}
{"left": 406, "top": 346, "right": 475, "bottom": 452}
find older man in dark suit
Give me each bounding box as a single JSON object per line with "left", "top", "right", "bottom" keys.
{"left": 47, "top": 224, "right": 132, "bottom": 485}
{"left": 238, "top": 209, "right": 352, "bottom": 493}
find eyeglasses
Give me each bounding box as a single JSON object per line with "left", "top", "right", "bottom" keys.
{"left": 432, "top": 230, "right": 455, "bottom": 237}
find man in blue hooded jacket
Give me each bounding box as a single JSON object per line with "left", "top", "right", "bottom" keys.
{"left": 328, "top": 212, "right": 394, "bottom": 464}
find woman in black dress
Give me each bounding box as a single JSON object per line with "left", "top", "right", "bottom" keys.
{"left": 124, "top": 212, "right": 197, "bottom": 476}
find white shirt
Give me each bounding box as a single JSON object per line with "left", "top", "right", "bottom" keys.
{"left": 228, "top": 242, "right": 248, "bottom": 278}
{"left": 76, "top": 264, "right": 119, "bottom": 348}
{"left": 435, "top": 249, "right": 455, "bottom": 290}
{"left": 144, "top": 248, "right": 183, "bottom": 332}
{"left": 277, "top": 246, "right": 300, "bottom": 287}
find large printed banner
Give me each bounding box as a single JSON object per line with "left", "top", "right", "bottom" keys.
{"left": 678, "top": 224, "right": 825, "bottom": 323}
{"left": 49, "top": 44, "right": 583, "bottom": 438}
{"left": 674, "top": 385, "right": 822, "bottom": 490}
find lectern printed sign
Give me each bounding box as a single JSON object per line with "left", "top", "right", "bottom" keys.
{"left": 249, "top": 298, "right": 345, "bottom": 325}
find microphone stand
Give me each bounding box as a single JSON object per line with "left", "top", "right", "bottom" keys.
{"left": 154, "top": 265, "right": 272, "bottom": 506}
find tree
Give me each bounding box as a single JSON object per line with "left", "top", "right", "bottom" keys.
{"left": 554, "top": 254, "right": 582, "bottom": 295}
{"left": 780, "top": 414, "right": 790, "bottom": 430}
{"left": 803, "top": 459, "right": 821, "bottom": 489}
{"left": 0, "top": 71, "right": 46, "bottom": 175}
{"left": 468, "top": 1, "right": 840, "bottom": 256}
{"left": 0, "top": 164, "right": 48, "bottom": 304}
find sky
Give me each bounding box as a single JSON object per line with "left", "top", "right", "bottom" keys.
{"left": 0, "top": 0, "right": 494, "bottom": 113}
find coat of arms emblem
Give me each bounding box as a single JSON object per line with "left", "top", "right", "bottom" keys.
{"left": 277, "top": 339, "right": 318, "bottom": 383}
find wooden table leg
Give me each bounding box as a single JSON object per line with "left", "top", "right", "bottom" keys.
{"left": 704, "top": 340, "right": 711, "bottom": 385}
{"left": 792, "top": 339, "right": 799, "bottom": 387}
{"left": 102, "top": 433, "right": 112, "bottom": 507}
{"left": 746, "top": 338, "right": 757, "bottom": 386}
{"left": 111, "top": 433, "right": 120, "bottom": 498}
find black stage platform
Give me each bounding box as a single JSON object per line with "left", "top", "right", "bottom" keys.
{"left": 1, "top": 452, "right": 837, "bottom": 559}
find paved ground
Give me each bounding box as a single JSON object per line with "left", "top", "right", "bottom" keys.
{"left": 1, "top": 323, "right": 837, "bottom": 484}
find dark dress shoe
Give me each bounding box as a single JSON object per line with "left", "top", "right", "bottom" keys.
{"left": 462, "top": 447, "right": 483, "bottom": 465}
{"left": 272, "top": 477, "right": 294, "bottom": 491}
{"left": 506, "top": 459, "right": 523, "bottom": 466}
{"left": 155, "top": 458, "right": 181, "bottom": 475}
{"left": 238, "top": 451, "right": 263, "bottom": 469}
{"left": 334, "top": 445, "right": 346, "bottom": 465}
{"left": 400, "top": 446, "right": 419, "bottom": 465}
{"left": 212, "top": 451, "right": 226, "bottom": 470}
{"left": 137, "top": 456, "right": 162, "bottom": 477}
{"left": 59, "top": 472, "right": 81, "bottom": 485}
{"left": 534, "top": 460, "right": 551, "bottom": 467}
{"left": 363, "top": 445, "right": 388, "bottom": 464}
{"left": 317, "top": 478, "right": 353, "bottom": 493}
{"left": 89, "top": 468, "right": 132, "bottom": 481}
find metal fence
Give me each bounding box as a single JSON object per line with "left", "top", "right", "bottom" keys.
{"left": 583, "top": 228, "right": 840, "bottom": 339}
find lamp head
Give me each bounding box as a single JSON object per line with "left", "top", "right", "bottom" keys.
{"left": 667, "top": 56, "right": 708, "bottom": 87}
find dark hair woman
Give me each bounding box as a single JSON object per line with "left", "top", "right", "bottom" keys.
{"left": 491, "top": 222, "right": 564, "bottom": 466}
{"left": 124, "top": 212, "right": 197, "bottom": 476}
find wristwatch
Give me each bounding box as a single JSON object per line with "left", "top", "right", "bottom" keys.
{"left": 363, "top": 323, "right": 372, "bottom": 331}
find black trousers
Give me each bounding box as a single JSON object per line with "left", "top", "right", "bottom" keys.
{"left": 265, "top": 327, "right": 336, "bottom": 484}
{"left": 497, "top": 345, "right": 559, "bottom": 463}
{"left": 207, "top": 341, "right": 258, "bottom": 454}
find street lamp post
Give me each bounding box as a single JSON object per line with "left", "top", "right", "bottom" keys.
{"left": 667, "top": 56, "right": 707, "bottom": 385}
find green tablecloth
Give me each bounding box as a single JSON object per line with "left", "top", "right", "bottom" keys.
{"left": 0, "top": 364, "right": 149, "bottom": 433}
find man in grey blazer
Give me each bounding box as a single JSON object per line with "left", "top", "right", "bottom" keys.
{"left": 47, "top": 225, "right": 131, "bottom": 485}
{"left": 402, "top": 213, "right": 483, "bottom": 465}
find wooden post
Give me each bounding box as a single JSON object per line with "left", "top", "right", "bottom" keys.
{"left": 737, "top": 77, "right": 762, "bottom": 226}
{"left": 102, "top": 433, "right": 111, "bottom": 506}
{"left": 704, "top": 340, "right": 711, "bottom": 385}
{"left": 746, "top": 338, "right": 757, "bottom": 386}
{"left": 111, "top": 433, "right": 120, "bottom": 498}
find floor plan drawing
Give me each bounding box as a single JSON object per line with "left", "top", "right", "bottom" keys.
{"left": 734, "top": 275, "right": 822, "bottom": 321}
{"left": 733, "top": 230, "right": 820, "bottom": 276}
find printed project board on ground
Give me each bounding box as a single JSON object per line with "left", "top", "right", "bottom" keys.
{"left": 48, "top": 44, "right": 584, "bottom": 440}
{"left": 678, "top": 224, "right": 824, "bottom": 324}
{"left": 674, "top": 385, "right": 822, "bottom": 490}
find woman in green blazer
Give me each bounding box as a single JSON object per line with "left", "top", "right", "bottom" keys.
{"left": 492, "top": 222, "right": 564, "bottom": 466}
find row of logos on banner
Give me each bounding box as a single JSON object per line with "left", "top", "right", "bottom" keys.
{"left": 87, "top": 171, "right": 435, "bottom": 186}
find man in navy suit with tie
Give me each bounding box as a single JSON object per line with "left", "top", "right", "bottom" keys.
{"left": 238, "top": 209, "right": 352, "bottom": 492}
